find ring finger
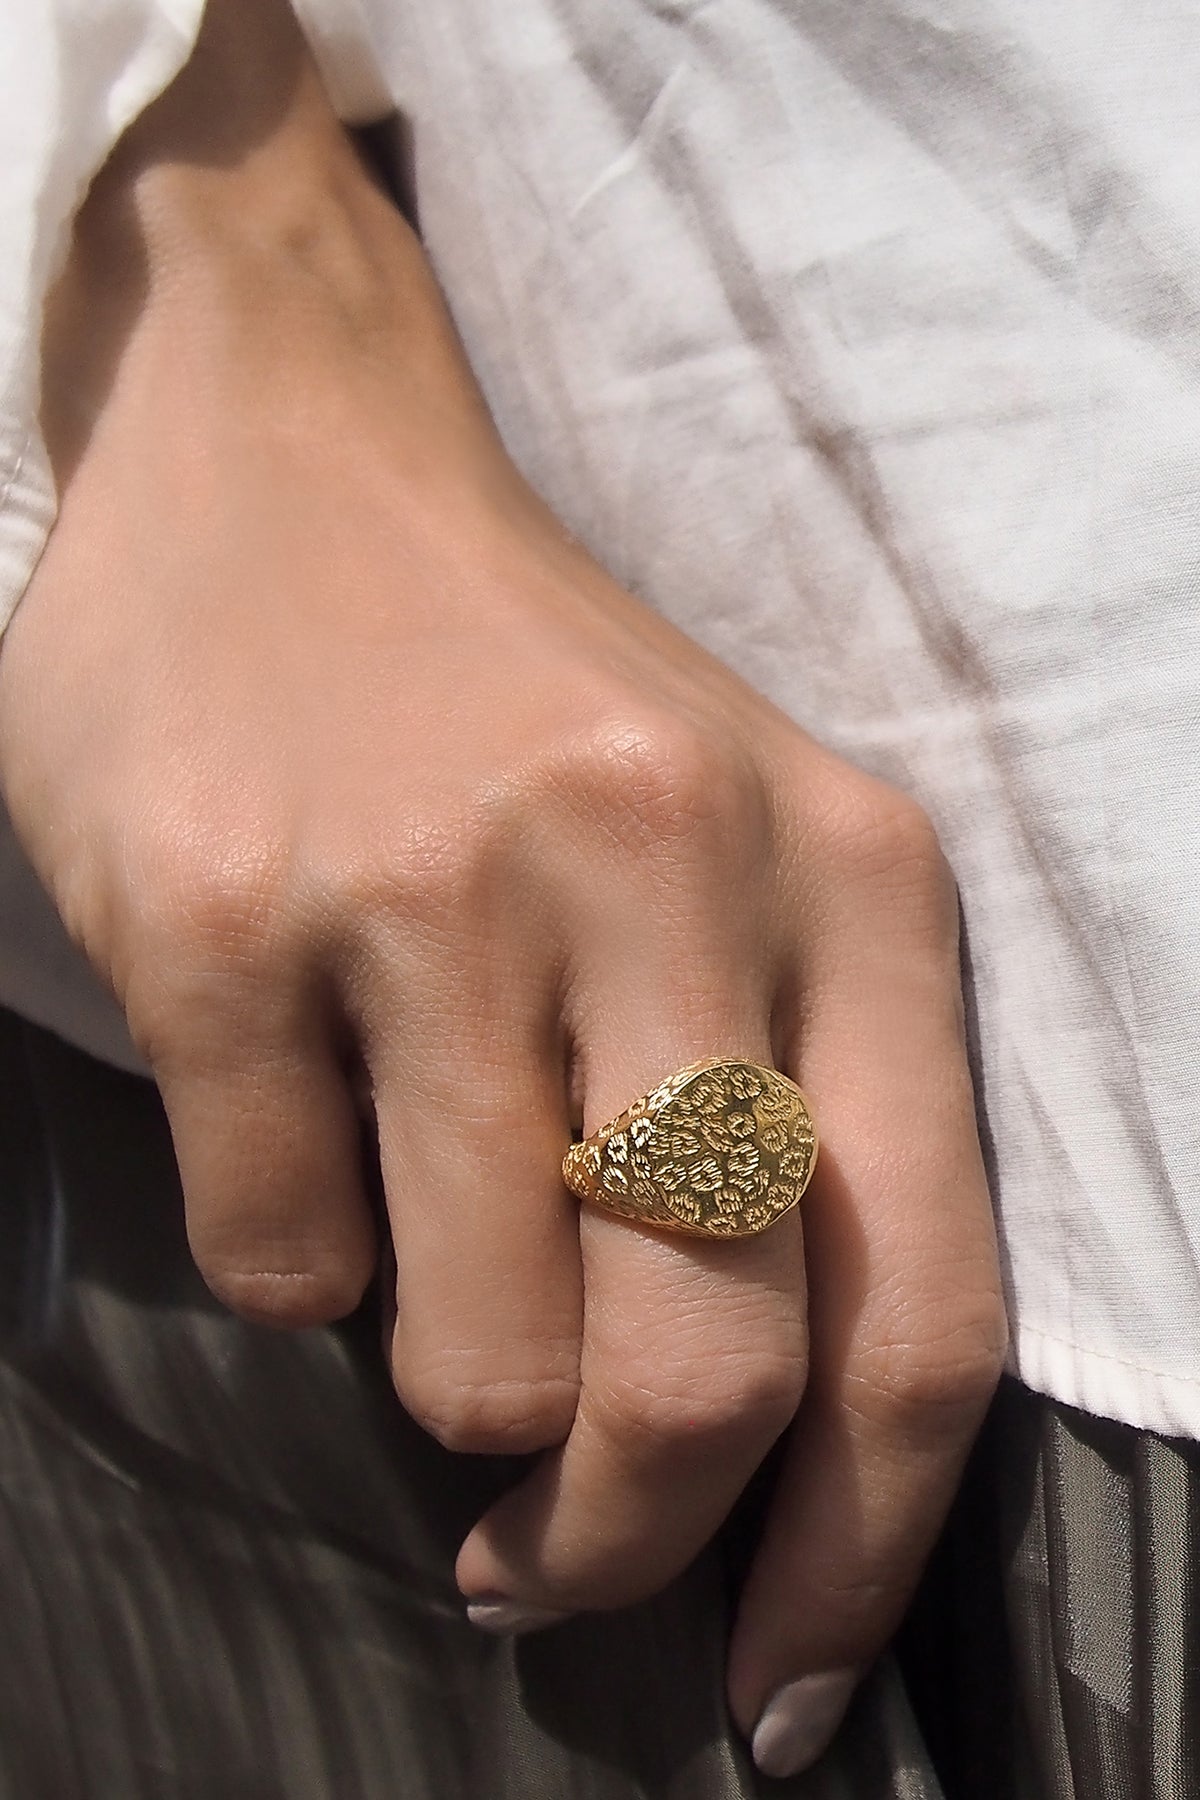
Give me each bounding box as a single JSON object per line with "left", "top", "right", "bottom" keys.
{"left": 456, "top": 908, "right": 808, "bottom": 1613}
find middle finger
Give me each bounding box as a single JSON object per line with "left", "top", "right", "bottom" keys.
{"left": 357, "top": 916, "right": 585, "bottom": 1458}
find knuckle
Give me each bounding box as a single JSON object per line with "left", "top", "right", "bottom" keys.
{"left": 122, "top": 861, "right": 298, "bottom": 1068}
{"left": 828, "top": 783, "right": 958, "bottom": 944}
{"left": 399, "top": 1370, "right": 579, "bottom": 1456}
{"left": 598, "top": 1345, "right": 806, "bottom": 1454}
{"left": 203, "top": 1261, "right": 367, "bottom": 1329}
{"left": 335, "top": 811, "right": 504, "bottom": 939}
{"left": 145, "top": 838, "right": 292, "bottom": 966}
{"left": 116, "top": 830, "right": 311, "bottom": 1070}
{"left": 565, "top": 716, "right": 759, "bottom": 855}
{"left": 835, "top": 784, "right": 949, "bottom": 886}
{"left": 848, "top": 1294, "right": 1008, "bottom": 1435}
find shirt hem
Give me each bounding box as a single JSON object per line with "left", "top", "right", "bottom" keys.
{"left": 1012, "top": 1321, "right": 1200, "bottom": 1443}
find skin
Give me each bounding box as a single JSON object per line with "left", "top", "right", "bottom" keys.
{"left": 0, "top": 0, "right": 1007, "bottom": 1768}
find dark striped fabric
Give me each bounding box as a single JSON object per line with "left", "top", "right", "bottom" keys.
{"left": 904, "top": 1380, "right": 1200, "bottom": 1800}
{"left": 0, "top": 1008, "right": 1196, "bottom": 1799}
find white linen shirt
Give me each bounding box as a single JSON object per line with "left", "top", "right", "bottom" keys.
{"left": 4, "top": 0, "right": 1200, "bottom": 1439}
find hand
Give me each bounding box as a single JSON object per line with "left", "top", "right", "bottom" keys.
{"left": 0, "top": 0, "right": 1006, "bottom": 1776}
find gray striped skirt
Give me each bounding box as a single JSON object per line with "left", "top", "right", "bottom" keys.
{"left": 0, "top": 1009, "right": 1194, "bottom": 1799}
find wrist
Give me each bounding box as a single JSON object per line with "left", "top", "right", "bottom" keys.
{"left": 41, "top": 0, "right": 496, "bottom": 484}
{"left": 72, "top": 0, "right": 386, "bottom": 308}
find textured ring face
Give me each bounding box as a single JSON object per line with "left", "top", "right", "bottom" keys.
{"left": 561, "top": 1059, "right": 817, "bottom": 1239}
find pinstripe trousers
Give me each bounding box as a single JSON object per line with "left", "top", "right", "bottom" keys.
{"left": 0, "top": 1010, "right": 1194, "bottom": 1800}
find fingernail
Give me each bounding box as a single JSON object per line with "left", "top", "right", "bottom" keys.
{"left": 466, "top": 1597, "right": 570, "bottom": 1636}
{"left": 751, "top": 1669, "right": 858, "bottom": 1778}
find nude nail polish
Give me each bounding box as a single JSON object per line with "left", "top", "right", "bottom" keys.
{"left": 465, "top": 1598, "right": 569, "bottom": 1635}
{"left": 751, "top": 1669, "right": 858, "bottom": 1778}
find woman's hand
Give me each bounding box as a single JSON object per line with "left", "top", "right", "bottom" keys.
{"left": 0, "top": 0, "right": 1005, "bottom": 1776}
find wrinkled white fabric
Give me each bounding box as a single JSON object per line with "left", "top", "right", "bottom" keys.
{"left": 3, "top": 1, "right": 1200, "bottom": 1437}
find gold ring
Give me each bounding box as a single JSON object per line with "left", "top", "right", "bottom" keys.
{"left": 561, "top": 1058, "right": 817, "bottom": 1239}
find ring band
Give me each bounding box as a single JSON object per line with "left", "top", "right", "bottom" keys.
{"left": 561, "top": 1058, "right": 817, "bottom": 1239}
